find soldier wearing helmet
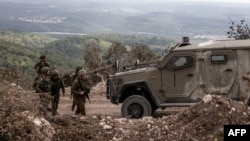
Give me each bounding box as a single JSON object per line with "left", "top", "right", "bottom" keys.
{"left": 34, "top": 66, "right": 51, "bottom": 93}
{"left": 50, "top": 69, "right": 65, "bottom": 116}
{"left": 33, "top": 66, "right": 52, "bottom": 113}
{"left": 71, "top": 69, "right": 91, "bottom": 116}
{"left": 34, "top": 55, "right": 50, "bottom": 75}
{"left": 70, "top": 66, "right": 82, "bottom": 112}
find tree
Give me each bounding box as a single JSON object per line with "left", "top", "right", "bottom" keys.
{"left": 129, "top": 43, "right": 159, "bottom": 64}
{"left": 83, "top": 39, "right": 102, "bottom": 71}
{"left": 102, "top": 42, "right": 127, "bottom": 65}
{"left": 227, "top": 19, "right": 250, "bottom": 40}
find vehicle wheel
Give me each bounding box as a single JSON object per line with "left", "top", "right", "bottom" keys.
{"left": 121, "top": 95, "right": 152, "bottom": 118}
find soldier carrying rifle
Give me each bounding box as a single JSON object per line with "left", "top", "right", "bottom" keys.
{"left": 71, "top": 69, "right": 91, "bottom": 116}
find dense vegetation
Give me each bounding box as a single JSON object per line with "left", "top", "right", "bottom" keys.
{"left": 0, "top": 40, "right": 38, "bottom": 75}
{"left": 0, "top": 29, "right": 176, "bottom": 88}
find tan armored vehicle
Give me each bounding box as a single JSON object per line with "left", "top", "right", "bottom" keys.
{"left": 106, "top": 37, "right": 250, "bottom": 118}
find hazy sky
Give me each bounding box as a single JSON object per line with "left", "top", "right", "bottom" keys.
{"left": 0, "top": 0, "right": 249, "bottom": 3}
{"left": 137, "top": 0, "right": 249, "bottom": 2}
{"left": 169, "top": 0, "right": 250, "bottom": 3}
{"left": 74, "top": 0, "right": 250, "bottom": 4}
{"left": 58, "top": 0, "right": 250, "bottom": 3}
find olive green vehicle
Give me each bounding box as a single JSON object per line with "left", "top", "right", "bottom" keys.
{"left": 106, "top": 37, "right": 250, "bottom": 118}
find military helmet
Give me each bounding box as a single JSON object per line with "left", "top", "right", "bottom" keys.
{"left": 41, "top": 66, "right": 50, "bottom": 73}
{"left": 51, "top": 70, "right": 59, "bottom": 76}
{"left": 78, "top": 69, "right": 86, "bottom": 77}
{"left": 40, "top": 55, "right": 46, "bottom": 59}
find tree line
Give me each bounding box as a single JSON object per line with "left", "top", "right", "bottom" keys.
{"left": 0, "top": 30, "right": 175, "bottom": 89}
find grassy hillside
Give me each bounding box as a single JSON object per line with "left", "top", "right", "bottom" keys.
{"left": 0, "top": 30, "right": 177, "bottom": 84}
{"left": 0, "top": 29, "right": 56, "bottom": 48}
{"left": 0, "top": 40, "right": 39, "bottom": 75}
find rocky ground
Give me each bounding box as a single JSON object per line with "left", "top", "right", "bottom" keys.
{"left": 1, "top": 81, "right": 250, "bottom": 141}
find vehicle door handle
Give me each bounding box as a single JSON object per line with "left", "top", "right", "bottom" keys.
{"left": 225, "top": 68, "right": 232, "bottom": 72}
{"left": 187, "top": 74, "right": 194, "bottom": 77}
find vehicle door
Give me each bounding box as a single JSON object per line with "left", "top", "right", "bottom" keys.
{"left": 202, "top": 50, "right": 237, "bottom": 94}
{"left": 162, "top": 52, "right": 198, "bottom": 98}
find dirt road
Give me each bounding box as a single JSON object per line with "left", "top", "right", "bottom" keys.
{"left": 57, "top": 87, "right": 184, "bottom": 117}
{"left": 58, "top": 89, "right": 121, "bottom": 117}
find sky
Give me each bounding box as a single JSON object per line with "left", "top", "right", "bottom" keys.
{"left": 172, "top": 0, "right": 250, "bottom": 3}
{"left": 66, "top": 0, "right": 250, "bottom": 4}
{"left": 75, "top": 0, "right": 250, "bottom": 4}
{"left": 0, "top": 0, "right": 249, "bottom": 3}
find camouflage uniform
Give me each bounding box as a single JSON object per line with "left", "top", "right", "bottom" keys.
{"left": 34, "top": 66, "right": 51, "bottom": 111}
{"left": 71, "top": 66, "right": 82, "bottom": 111}
{"left": 71, "top": 69, "right": 90, "bottom": 115}
{"left": 35, "top": 67, "right": 51, "bottom": 93}
{"left": 50, "top": 70, "right": 65, "bottom": 116}
{"left": 34, "top": 55, "right": 50, "bottom": 75}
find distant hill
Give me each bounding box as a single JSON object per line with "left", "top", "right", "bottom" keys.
{"left": 0, "top": 1, "right": 249, "bottom": 40}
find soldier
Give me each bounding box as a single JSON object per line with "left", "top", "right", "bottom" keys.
{"left": 72, "top": 66, "right": 82, "bottom": 81}
{"left": 71, "top": 66, "right": 82, "bottom": 112}
{"left": 34, "top": 66, "right": 51, "bottom": 112}
{"left": 35, "top": 66, "right": 51, "bottom": 93}
{"left": 50, "top": 70, "right": 65, "bottom": 116}
{"left": 34, "top": 55, "right": 50, "bottom": 76}
{"left": 62, "top": 72, "right": 72, "bottom": 87}
{"left": 71, "top": 69, "right": 90, "bottom": 116}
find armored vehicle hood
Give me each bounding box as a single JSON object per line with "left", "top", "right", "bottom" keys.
{"left": 112, "top": 67, "right": 157, "bottom": 77}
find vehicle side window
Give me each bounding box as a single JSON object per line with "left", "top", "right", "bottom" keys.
{"left": 211, "top": 55, "right": 227, "bottom": 64}
{"left": 166, "top": 56, "right": 194, "bottom": 70}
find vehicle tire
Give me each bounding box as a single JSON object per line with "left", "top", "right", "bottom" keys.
{"left": 121, "top": 95, "right": 152, "bottom": 118}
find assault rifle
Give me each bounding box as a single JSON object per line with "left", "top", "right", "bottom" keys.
{"left": 78, "top": 78, "right": 91, "bottom": 103}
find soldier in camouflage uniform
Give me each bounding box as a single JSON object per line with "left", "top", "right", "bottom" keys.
{"left": 35, "top": 66, "right": 51, "bottom": 93}
{"left": 50, "top": 70, "right": 65, "bottom": 116}
{"left": 34, "top": 66, "right": 51, "bottom": 112}
{"left": 71, "top": 69, "right": 90, "bottom": 115}
{"left": 71, "top": 66, "right": 82, "bottom": 111}
{"left": 34, "top": 55, "right": 50, "bottom": 76}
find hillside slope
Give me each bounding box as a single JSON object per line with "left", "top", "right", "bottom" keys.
{"left": 1, "top": 81, "right": 250, "bottom": 141}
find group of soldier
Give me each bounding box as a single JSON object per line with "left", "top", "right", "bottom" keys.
{"left": 33, "top": 55, "right": 90, "bottom": 116}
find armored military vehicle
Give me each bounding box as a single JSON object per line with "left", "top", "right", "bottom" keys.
{"left": 106, "top": 37, "right": 250, "bottom": 118}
